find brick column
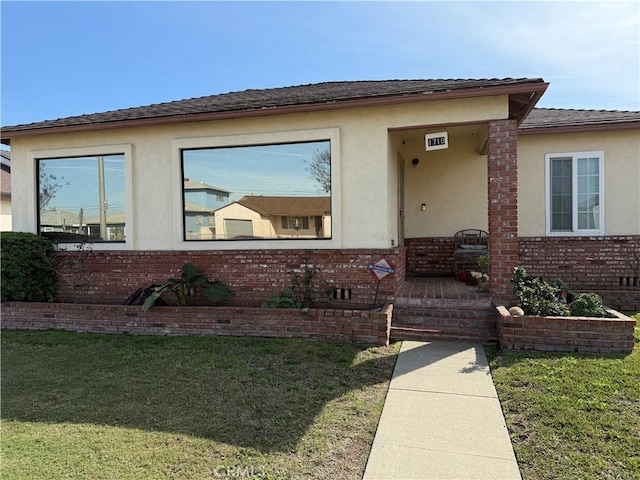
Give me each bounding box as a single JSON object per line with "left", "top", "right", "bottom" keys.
{"left": 487, "top": 119, "right": 518, "bottom": 304}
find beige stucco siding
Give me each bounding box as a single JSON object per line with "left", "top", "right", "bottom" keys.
{"left": 398, "top": 124, "right": 489, "bottom": 238}
{"left": 518, "top": 129, "right": 640, "bottom": 236}
{"left": 9, "top": 94, "right": 508, "bottom": 250}
{"left": 0, "top": 196, "right": 11, "bottom": 231}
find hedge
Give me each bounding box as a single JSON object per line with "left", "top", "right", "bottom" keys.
{"left": 1, "top": 232, "right": 57, "bottom": 302}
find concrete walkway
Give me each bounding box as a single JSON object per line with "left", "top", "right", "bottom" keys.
{"left": 363, "top": 341, "right": 521, "bottom": 480}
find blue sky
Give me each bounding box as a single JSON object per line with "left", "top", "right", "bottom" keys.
{"left": 183, "top": 141, "right": 330, "bottom": 201}
{"left": 1, "top": 1, "right": 639, "bottom": 128}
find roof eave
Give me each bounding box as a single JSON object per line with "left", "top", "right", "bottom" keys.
{"left": 0, "top": 81, "right": 548, "bottom": 145}
{"left": 519, "top": 121, "right": 640, "bottom": 135}
{"left": 510, "top": 88, "right": 547, "bottom": 125}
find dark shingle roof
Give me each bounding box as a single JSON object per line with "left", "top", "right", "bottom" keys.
{"left": 1, "top": 78, "right": 543, "bottom": 134}
{"left": 236, "top": 196, "right": 331, "bottom": 217}
{"left": 521, "top": 108, "right": 640, "bottom": 131}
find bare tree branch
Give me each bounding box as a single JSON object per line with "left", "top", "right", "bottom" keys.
{"left": 307, "top": 148, "right": 331, "bottom": 193}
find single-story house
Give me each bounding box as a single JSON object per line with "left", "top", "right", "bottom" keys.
{"left": 39, "top": 208, "right": 125, "bottom": 241}
{"left": 0, "top": 150, "right": 11, "bottom": 231}
{"left": 212, "top": 195, "right": 331, "bottom": 240}
{"left": 39, "top": 208, "right": 81, "bottom": 233}
{"left": 2, "top": 78, "right": 639, "bottom": 311}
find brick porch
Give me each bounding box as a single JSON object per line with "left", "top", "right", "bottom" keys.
{"left": 391, "top": 276, "right": 497, "bottom": 343}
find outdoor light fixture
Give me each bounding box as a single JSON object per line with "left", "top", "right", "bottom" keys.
{"left": 421, "top": 203, "right": 427, "bottom": 211}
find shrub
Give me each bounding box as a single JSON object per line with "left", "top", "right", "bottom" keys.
{"left": 570, "top": 293, "right": 608, "bottom": 317}
{"left": 511, "top": 266, "right": 569, "bottom": 316}
{"left": 139, "top": 262, "right": 233, "bottom": 311}
{"left": 262, "top": 258, "right": 332, "bottom": 309}
{"left": 1, "top": 232, "right": 57, "bottom": 302}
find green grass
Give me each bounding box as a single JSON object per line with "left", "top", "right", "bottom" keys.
{"left": 488, "top": 313, "right": 640, "bottom": 480}
{"left": 1, "top": 331, "right": 400, "bottom": 479}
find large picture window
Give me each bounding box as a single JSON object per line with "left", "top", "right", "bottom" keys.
{"left": 181, "top": 141, "right": 331, "bottom": 241}
{"left": 546, "top": 151, "right": 604, "bottom": 235}
{"left": 37, "top": 154, "right": 126, "bottom": 241}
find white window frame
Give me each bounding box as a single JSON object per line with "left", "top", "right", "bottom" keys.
{"left": 545, "top": 151, "right": 605, "bottom": 236}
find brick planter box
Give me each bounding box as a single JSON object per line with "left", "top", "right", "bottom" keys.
{"left": 1, "top": 302, "right": 393, "bottom": 346}
{"left": 496, "top": 305, "right": 635, "bottom": 353}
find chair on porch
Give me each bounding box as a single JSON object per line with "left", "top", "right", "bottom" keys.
{"left": 453, "top": 229, "right": 489, "bottom": 276}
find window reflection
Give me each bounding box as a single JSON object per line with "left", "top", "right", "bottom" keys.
{"left": 182, "top": 141, "right": 331, "bottom": 240}
{"left": 38, "top": 154, "right": 126, "bottom": 241}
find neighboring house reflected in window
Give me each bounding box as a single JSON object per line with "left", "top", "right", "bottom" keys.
{"left": 181, "top": 140, "right": 331, "bottom": 241}
{"left": 37, "top": 154, "right": 126, "bottom": 241}
{"left": 0, "top": 150, "right": 11, "bottom": 232}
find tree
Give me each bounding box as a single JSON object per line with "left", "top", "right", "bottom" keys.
{"left": 307, "top": 148, "right": 331, "bottom": 193}
{"left": 39, "top": 166, "right": 68, "bottom": 210}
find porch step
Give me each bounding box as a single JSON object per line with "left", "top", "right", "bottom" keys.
{"left": 394, "top": 295, "right": 491, "bottom": 311}
{"left": 391, "top": 306, "right": 498, "bottom": 343}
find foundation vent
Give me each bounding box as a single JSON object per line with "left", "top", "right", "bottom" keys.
{"left": 333, "top": 288, "right": 352, "bottom": 300}
{"left": 619, "top": 277, "right": 639, "bottom": 288}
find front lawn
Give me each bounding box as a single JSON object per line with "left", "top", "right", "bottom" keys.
{"left": 488, "top": 313, "right": 640, "bottom": 480}
{"left": 1, "top": 331, "right": 399, "bottom": 479}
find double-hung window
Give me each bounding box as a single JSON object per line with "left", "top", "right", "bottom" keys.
{"left": 546, "top": 151, "right": 604, "bottom": 235}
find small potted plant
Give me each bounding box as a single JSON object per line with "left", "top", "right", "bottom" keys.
{"left": 473, "top": 255, "right": 490, "bottom": 291}
{"left": 477, "top": 255, "right": 489, "bottom": 272}
{"left": 471, "top": 271, "right": 490, "bottom": 291}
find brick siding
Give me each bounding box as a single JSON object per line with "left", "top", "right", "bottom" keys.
{"left": 405, "top": 236, "right": 640, "bottom": 311}
{"left": 54, "top": 248, "right": 406, "bottom": 308}
{"left": 404, "top": 237, "right": 454, "bottom": 276}
{"left": 2, "top": 302, "right": 393, "bottom": 346}
{"left": 519, "top": 236, "right": 640, "bottom": 311}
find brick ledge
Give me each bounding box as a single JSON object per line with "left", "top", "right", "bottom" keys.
{"left": 1, "top": 302, "right": 393, "bottom": 346}
{"left": 496, "top": 305, "right": 635, "bottom": 353}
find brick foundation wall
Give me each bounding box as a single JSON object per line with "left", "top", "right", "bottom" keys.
{"left": 496, "top": 305, "right": 635, "bottom": 353}
{"left": 2, "top": 302, "right": 393, "bottom": 346}
{"left": 54, "top": 248, "right": 405, "bottom": 308}
{"left": 404, "top": 237, "right": 454, "bottom": 276}
{"left": 519, "top": 236, "right": 640, "bottom": 311}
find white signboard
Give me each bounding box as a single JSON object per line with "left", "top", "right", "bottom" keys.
{"left": 369, "top": 257, "right": 396, "bottom": 280}
{"left": 425, "top": 131, "right": 449, "bottom": 151}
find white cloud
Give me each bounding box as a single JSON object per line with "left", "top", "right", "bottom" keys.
{"left": 451, "top": 1, "right": 639, "bottom": 109}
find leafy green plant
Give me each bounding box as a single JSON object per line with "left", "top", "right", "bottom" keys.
{"left": 291, "top": 258, "right": 318, "bottom": 306}
{"left": 477, "top": 255, "right": 489, "bottom": 271}
{"left": 511, "top": 266, "right": 569, "bottom": 316}
{"left": 262, "top": 258, "right": 331, "bottom": 309}
{"left": 550, "top": 278, "right": 570, "bottom": 303}
{"left": 0, "top": 232, "right": 57, "bottom": 302}
{"left": 570, "top": 293, "right": 608, "bottom": 317}
{"left": 50, "top": 238, "right": 94, "bottom": 294}
{"left": 262, "top": 288, "right": 303, "bottom": 309}
{"left": 141, "top": 262, "right": 232, "bottom": 311}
